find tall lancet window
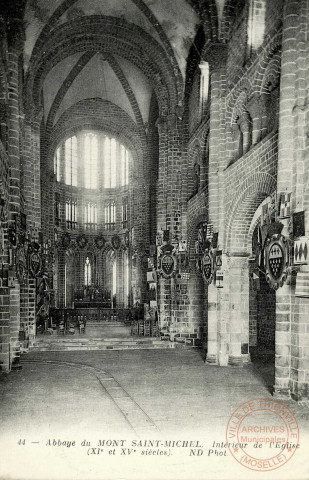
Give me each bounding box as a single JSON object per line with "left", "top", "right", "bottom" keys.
{"left": 84, "top": 257, "right": 91, "bottom": 286}
{"left": 65, "top": 136, "right": 78, "bottom": 186}
{"left": 112, "top": 260, "right": 117, "bottom": 297}
{"left": 199, "top": 61, "right": 210, "bottom": 116}
{"left": 103, "top": 137, "right": 118, "bottom": 188}
{"left": 120, "top": 145, "right": 129, "bottom": 186}
{"left": 84, "top": 133, "right": 98, "bottom": 189}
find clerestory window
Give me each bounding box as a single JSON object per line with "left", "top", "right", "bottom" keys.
{"left": 55, "top": 132, "right": 131, "bottom": 190}
{"left": 65, "top": 136, "right": 78, "bottom": 186}
{"left": 65, "top": 200, "right": 77, "bottom": 230}
{"left": 84, "top": 203, "right": 97, "bottom": 230}
{"left": 84, "top": 133, "right": 98, "bottom": 189}
{"left": 104, "top": 202, "right": 116, "bottom": 231}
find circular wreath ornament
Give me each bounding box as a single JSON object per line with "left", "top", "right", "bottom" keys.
{"left": 264, "top": 234, "right": 290, "bottom": 290}
{"left": 8, "top": 227, "right": 16, "bottom": 246}
{"left": 95, "top": 235, "right": 106, "bottom": 249}
{"left": 76, "top": 234, "right": 88, "bottom": 249}
{"left": 29, "top": 251, "right": 42, "bottom": 278}
{"left": 111, "top": 235, "right": 121, "bottom": 250}
{"left": 202, "top": 249, "right": 214, "bottom": 285}
{"left": 16, "top": 245, "right": 27, "bottom": 284}
{"left": 61, "top": 232, "right": 71, "bottom": 249}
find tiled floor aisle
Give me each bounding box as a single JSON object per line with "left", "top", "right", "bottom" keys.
{"left": 0, "top": 348, "right": 308, "bottom": 480}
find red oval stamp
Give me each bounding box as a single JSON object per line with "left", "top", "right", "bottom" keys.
{"left": 226, "top": 398, "right": 300, "bottom": 471}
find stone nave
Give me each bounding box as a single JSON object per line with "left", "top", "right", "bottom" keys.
{"left": 0, "top": 1, "right": 309, "bottom": 479}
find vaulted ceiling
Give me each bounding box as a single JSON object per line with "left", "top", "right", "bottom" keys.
{"left": 22, "top": 0, "right": 226, "bottom": 132}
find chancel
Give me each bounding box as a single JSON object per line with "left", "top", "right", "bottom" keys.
{"left": 0, "top": 0, "right": 309, "bottom": 434}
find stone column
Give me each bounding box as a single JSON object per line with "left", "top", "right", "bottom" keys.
{"left": 206, "top": 44, "right": 228, "bottom": 238}
{"left": 203, "top": 44, "right": 228, "bottom": 364}
{"left": 288, "top": 0, "right": 309, "bottom": 400}
{"left": 156, "top": 115, "right": 186, "bottom": 336}
{"left": 57, "top": 250, "right": 66, "bottom": 308}
{"left": 6, "top": 19, "right": 24, "bottom": 366}
{"left": 206, "top": 283, "right": 219, "bottom": 364}
{"left": 274, "top": 0, "right": 308, "bottom": 399}
{"left": 228, "top": 255, "right": 250, "bottom": 366}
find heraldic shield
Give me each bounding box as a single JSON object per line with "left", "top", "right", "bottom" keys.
{"left": 202, "top": 249, "right": 214, "bottom": 285}
{"left": 161, "top": 253, "right": 177, "bottom": 278}
{"left": 264, "top": 234, "right": 290, "bottom": 290}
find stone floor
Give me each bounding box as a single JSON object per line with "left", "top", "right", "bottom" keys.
{"left": 0, "top": 347, "right": 308, "bottom": 480}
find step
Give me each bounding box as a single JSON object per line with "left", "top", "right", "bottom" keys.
{"left": 31, "top": 341, "right": 174, "bottom": 352}
{"left": 34, "top": 336, "right": 160, "bottom": 344}
{"left": 32, "top": 341, "right": 165, "bottom": 348}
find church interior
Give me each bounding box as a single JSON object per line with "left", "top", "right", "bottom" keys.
{"left": 0, "top": 0, "right": 309, "bottom": 439}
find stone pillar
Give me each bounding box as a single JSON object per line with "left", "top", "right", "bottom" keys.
{"left": 277, "top": 0, "right": 298, "bottom": 193}
{"left": 28, "top": 278, "right": 36, "bottom": 344}
{"left": 206, "top": 44, "right": 228, "bottom": 237}
{"left": 204, "top": 44, "right": 228, "bottom": 364}
{"left": 274, "top": 278, "right": 293, "bottom": 397}
{"left": 156, "top": 115, "right": 187, "bottom": 336}
{"left": 6, "top": 20, "right": 24, "bottom": 366}
{"left": 0, "top": 286, "right": 10, "bottom": 372}
{"left": 0, "top": 122, "right": 10, "bottom": 372}
{"left": 116, "top": 250, "right": 124, "bottom": 308}
{"left": 20, "top": 282, "right": 30, "bottom": 352}
{"left": 274, "top": 0, "right": 309, "bottom": 399}
{"left": 22, "top": 111, "right": 43, "bottom": 347}
{"left": 57, "top": 250, "right": 66, "bottom": 308}
{"left": 228, "top": 255, "right": 250, "bottom": 366}
{"left": 206, "top": 283, "right": 219, "bottom": 364}
{"left": 288, "top": 0, "right": 309, "bottom": 400}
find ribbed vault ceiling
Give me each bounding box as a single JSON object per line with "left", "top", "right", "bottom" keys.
{"left": 22, "top": 0, "right": 226, "bottom": 130}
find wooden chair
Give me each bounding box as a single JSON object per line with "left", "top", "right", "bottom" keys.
{"left": 58, "top": 322, "right": 65, "bottom": 335}
{"left": 78, "top": 316, "right": 86, "bottom": 334}
{"left": 68, "top": 322, "right": 75, "bottom": 334}
{"left": 151, "top": 320, "right": 159, "bottom": 337}
{"left": 138, "top": 319, "right": 145, "bottom": 336}
{"left": 144, "top": 319, "right": 151, "bottom": 336}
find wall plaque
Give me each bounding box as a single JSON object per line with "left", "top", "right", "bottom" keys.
{"left": 161, "top": 253, "right": 177, "bottom": 278}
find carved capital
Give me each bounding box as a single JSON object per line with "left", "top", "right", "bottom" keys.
{"left": 247, "top": 93, "right": 267, "bottom": 118}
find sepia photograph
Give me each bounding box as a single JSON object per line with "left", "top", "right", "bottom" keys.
{"left": 0, "top": 1, "right": 309, "bottom": 479}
